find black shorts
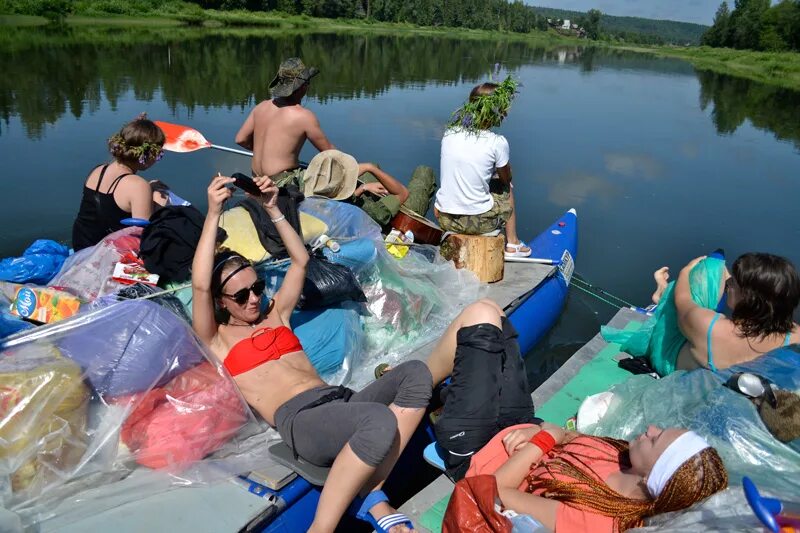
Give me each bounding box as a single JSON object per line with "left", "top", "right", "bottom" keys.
{"left": 434, "top": 317, "right": 539, "bottom": 480}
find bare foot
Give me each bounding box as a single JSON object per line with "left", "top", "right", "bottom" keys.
{"left": 651, "top": 267, "right": 670, "bottom": 304}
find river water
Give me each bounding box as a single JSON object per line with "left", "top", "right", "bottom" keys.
{"left": 1, "top": 26, "right": 799, "bottom": 384}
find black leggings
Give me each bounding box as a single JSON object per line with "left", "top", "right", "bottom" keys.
{"left": 434, "top": 317, "right": 538, "bottom": 480}
{"left": 274, "top": 360, "right": 432, "bottom": 468}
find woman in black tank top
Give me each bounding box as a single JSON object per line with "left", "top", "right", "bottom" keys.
{"left": 72, "top": 116, "right": 165, "bottom": 251}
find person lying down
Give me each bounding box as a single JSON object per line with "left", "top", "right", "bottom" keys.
{"left": 443, "top": 422, "right": 728, "bottom": 532}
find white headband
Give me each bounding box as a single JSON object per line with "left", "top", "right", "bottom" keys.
{"left": 646, "top": 431, "right": 710, "bottom": 498}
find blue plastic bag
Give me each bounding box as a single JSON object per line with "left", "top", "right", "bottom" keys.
{"left": 0, "top": 240, "right": 70, "bottom": 285}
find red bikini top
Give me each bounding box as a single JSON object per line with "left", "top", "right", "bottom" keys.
{"left": 224, "top": 326, "right": 303, "bottom": 377}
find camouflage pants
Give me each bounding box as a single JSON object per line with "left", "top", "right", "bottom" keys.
{"left": 253, "top": 168, "right": 305, "bottom": 189}
{"left": 436, "top": 180, "right": 512, "bottom": 235}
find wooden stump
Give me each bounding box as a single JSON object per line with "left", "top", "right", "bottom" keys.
{"left": 440, "top": 233, "right": 505, "bottom": 283}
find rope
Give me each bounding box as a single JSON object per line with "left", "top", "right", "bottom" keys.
{"left": 566, "top": 273, "right": 637, "bottom": 310}
{"left": 569, "top": 280, "right": 624, "bottom": 310}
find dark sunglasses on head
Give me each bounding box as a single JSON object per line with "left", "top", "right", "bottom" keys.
{"left": 223, "top": 279, "right": 266, "bottom": 305}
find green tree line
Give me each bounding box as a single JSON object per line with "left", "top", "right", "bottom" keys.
{"left": 530, "top": 5, "right": 708, "bottom": 45}
{"left": 192, "top": 0, "right": 551, "bottom": 33}
{"left": 703, "top": 0, "right": 800, "bottom": 51}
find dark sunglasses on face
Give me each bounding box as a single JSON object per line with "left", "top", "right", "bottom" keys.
{"left": 223, "top": 279, "right": 266, "bottom": 305}
{"left": 725, "top": 277, "right": 736, "bottom": 292}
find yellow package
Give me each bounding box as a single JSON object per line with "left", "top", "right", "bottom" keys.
{"left": 11, "top": 286, "right": 81, "bottom": 324}
{"left": 0, "top": 344, "right": 89, "bottom": 493}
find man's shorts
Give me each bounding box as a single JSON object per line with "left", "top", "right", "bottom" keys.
{"left": 436, "top": 180, "right": 512, "bottom": 235}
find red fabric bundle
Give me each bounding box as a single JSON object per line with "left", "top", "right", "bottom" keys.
{"left": 116, "top": 362, "right": 248, "bottom": 471}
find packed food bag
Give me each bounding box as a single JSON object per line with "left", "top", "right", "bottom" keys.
{"left": 50, "top": 227, "right": 143, "bottom": 302}
{"left": 0, "top": 344, "right": 90, "bottom": 499}
{"left": 0, "top": 300, "right": 280, "bottom": 530}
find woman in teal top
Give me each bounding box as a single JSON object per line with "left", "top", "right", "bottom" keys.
{"left": 675, "top": 253, "right": 800, "bottom": 372}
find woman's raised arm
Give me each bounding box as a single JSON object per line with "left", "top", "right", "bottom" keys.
{"left": 192, "top": 175, "right": 234, "bottom": 344}
{"left": 253, "top": 177, "right": 309, "bottom": 324}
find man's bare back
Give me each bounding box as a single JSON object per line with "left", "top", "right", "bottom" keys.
{"left": 236, "top": 98, "right": 333, "bottom": 177}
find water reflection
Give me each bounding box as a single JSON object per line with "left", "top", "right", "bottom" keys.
{"left": 0, "top": 26, "right": 558, "bottom": 139}
{"left": 698, "top": 70, "right": 800, "bottom": 150}
{"left": 3, "top": 27, "right": 797, "bottom": 150}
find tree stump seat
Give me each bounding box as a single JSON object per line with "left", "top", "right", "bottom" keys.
{"left": 440, "top": 233, "right": 505, "bottom": 283}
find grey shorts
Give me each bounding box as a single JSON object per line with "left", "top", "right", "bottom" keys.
{"left": 273, "top": 360, "right": 432, "bottom": 467}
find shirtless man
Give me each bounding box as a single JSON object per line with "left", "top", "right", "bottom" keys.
{"left": 235, "top": 58, "right": 334, "bottom": 187}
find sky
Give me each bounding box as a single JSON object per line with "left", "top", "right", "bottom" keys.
{"left": 529, "top": 1, "right": 720, "bottom": 25}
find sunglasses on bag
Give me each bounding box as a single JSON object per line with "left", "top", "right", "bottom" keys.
{"left": 222, "top": 279, "right": 266, "bottom": 305}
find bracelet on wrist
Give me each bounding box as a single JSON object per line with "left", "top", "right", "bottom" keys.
{"left": 270, "top": 215, "right": 286, "bottom": 224}
{"left": 529, "top": 431, "right": 556, "bottom": 455}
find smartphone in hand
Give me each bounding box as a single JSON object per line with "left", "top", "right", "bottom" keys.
{"left": 231, "top": 173, "right": 262, "bottom": 196}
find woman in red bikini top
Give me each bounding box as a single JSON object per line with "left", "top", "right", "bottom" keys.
{"left": 192, "top": 176, "right": 422, "bottom": 533}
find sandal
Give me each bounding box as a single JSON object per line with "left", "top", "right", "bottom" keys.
{"left": 350, "top": 490, "right": 415, "bottom": 533}
{"left": 374, "top": 363, "right": 391, "bottom": 380}
{"left": 505, "top": 240, "right": 532, "bottom": 258}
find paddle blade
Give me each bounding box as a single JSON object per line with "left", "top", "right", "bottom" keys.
{"left": 155, "top": 121, "right": 212, "bottom": 153}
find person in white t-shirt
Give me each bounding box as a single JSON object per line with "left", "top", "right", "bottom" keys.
{"left": 434, "top": 82, "right": 531, "bottom": 258}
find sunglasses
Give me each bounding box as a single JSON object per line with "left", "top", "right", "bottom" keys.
{"left": 222, "top": 279, "right": 266, "bottom": 305}
{"left": 725, "top": 277, "right": 736, "bottom": 292}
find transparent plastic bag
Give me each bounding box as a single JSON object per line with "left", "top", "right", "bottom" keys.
{"left": 299, "top": 198, "right": 483, "bottom": 388}
{"left": 0, "top": 300, "right": 279, "bottom": 530}
{"left": 584, "top": 370, "right": 800, "bottom": 495}
{"left": 631, "top": 487, "right": 797, "bottom": 532}
{"left": 50, "top": 227, "right": 143, "bottom": 302}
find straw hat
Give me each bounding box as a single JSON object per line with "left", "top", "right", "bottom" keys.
{"left": 303, "top": 150, "right": 359, "bottom": 201}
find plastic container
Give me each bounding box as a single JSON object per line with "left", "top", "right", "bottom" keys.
{"left": 315, "top": 234, "right": 340, "bottom": 253}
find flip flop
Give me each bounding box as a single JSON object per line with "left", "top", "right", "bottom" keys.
{"left": 505, "top": 240, "right": 532, "bottom": 259}
{"left": 350, "top": 490, "right": 415, "bottom": 533}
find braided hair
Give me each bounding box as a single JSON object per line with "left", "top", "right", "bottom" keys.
{"left": 526, "top": 437, "right": 728, "bottom": 531}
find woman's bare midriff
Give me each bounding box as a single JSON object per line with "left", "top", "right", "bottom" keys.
{"left": 210, "top": 335, "right": 324, "bottom": 426}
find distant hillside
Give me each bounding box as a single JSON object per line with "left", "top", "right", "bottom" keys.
{"left": 531, "top": 6, "right": 708, "bottom": 44}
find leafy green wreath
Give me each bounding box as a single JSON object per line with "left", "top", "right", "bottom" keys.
{"left": 447, "top": 74, "right": 519, "bottom": 133}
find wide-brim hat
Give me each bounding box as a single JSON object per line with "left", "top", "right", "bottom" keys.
{"left": 303, "top": 150, "right": 359, "bottom": 201}
{"left": 269, "top": 57, "right": 320, "bottom": 98}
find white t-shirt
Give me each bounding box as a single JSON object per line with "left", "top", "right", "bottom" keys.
{"left": 435, "top": 128, "right": 510, "bottom": 215}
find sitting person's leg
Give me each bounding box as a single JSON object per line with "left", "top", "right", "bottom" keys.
{"left": 402, "top": 165, "right": 437, "bottom": 216}
{"left": 426, "top": 299, "right": 529, "bottom": 480}
{"left": 497, "top": 315, "right": 538, "bottom": 428}
{"left": 496, "top": 184, "right": 531, "bottom": 257}
{"left": 277, "top": 369, "right": 429, "bottom": 533}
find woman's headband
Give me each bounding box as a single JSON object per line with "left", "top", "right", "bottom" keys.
{"left": 646, "top": 431, "right": 710, "bottom": 498}
{"left": 213, "top": 255, "right": 251, "bottom": 294}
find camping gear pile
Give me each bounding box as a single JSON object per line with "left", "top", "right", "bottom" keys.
{"left": 0, "top": 196, "right": 479, "bottom": 528}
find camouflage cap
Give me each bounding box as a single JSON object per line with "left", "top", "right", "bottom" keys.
{"left": 269, "top": 58, "right": 320, "bottom": 98}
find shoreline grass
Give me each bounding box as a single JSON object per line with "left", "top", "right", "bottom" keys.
{"left": 612, "top": 44, "right": 800, "bottom": 90}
